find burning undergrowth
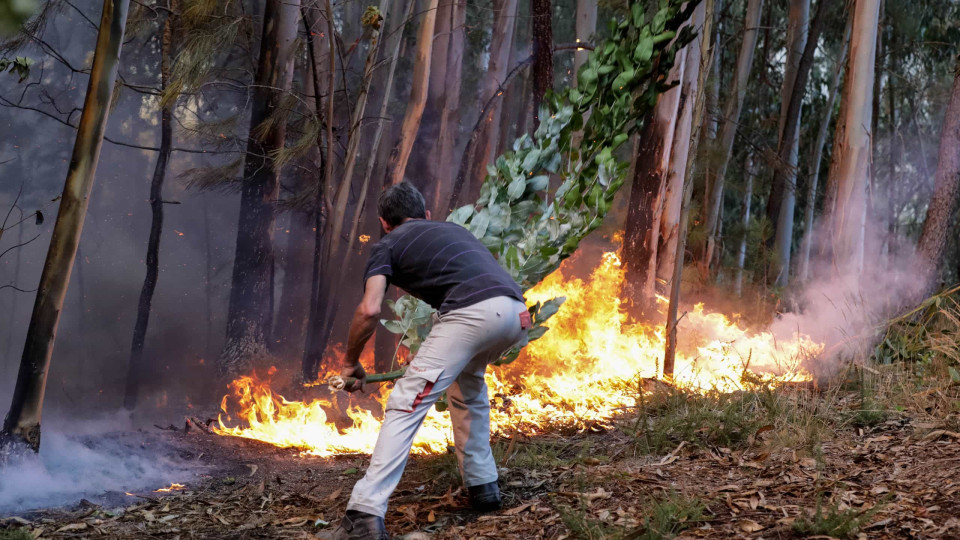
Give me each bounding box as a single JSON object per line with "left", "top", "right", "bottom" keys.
{"left": 212, "top": 250, "right": 824, "bottom": 457}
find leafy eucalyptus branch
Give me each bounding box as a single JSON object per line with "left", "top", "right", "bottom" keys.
{"left": 379, "top": 0, "right": 700, "bottom": 369}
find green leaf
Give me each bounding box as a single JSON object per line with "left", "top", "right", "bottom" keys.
{"left": 521, "top": 148, "right": 542, "bottom": 171}
{"left": 634, "top": 31, "right": 654, "bottom": 64}
{"left": 447, "top": 205, "right": 474, "bottom": 224}
{"left": 527, "top": 326, "right": 549, "bottom": 341}
{"left": 527, "top": 175, "right": 549, "bottom": 192}
{"left": 507, "top": 176, "right": 526, "bottom": 201}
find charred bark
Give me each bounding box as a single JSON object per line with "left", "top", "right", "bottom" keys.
{"left": 219, "top": 0, "right": 301, "bottom": 378}
{"left": 917, "top": 58, "right": 960, "bottom": 293}
{"left": 621, "top": 43, "right": 686, "bottom": 318}
{"left": 531, "top": 0, "right": 553, "bottom": 128}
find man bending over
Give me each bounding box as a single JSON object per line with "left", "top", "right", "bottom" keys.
{"left": 330, "top": 182, "right": 529, "bottom": 540}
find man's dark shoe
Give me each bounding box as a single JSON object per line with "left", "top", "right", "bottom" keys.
{"left": 468, "top": 481, "right": 502, "bottom": 512}
{"left": 328, "top": 510, "right": 389, "bottom": 540}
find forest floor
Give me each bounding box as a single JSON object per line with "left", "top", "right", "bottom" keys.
{"left": 1, "top": 364, "right": 959, "bottom": 540}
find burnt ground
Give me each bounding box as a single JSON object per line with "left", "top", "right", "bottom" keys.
{"left": 2, "top": 383, "right": 960, "bottom": 539}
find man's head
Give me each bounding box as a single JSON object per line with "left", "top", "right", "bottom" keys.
{"left": 378, "top": 182, "right": 430, "bottom": 233}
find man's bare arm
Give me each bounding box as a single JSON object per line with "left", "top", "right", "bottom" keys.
{"left": 340, "top": 275, "right": 387, "bottom": 390}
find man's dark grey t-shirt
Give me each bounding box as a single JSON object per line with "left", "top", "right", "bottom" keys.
{"left": 363, "top": 220, "right": 525, "bottom": 313}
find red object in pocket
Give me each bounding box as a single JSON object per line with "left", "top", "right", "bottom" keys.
{"left": 410, "top": 381, "right": 435, "bottom": 410}
{"left": 519, "top": 310, "right": 532, "bottom": 329}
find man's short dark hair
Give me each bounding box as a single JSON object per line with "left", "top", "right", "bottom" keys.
{"left": 378, "top": 182, "right": 427, "bottom": 227}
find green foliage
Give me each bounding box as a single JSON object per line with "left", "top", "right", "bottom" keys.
{"left": 792, "top": 496, "right": 881, "bottom": 539}
{"left": 630, "top": 491, "right": 706, "bottom": 540}
{"left": 382, "top": 0, "right": 699, "bottom": 364}
{"left": 625, "top": 386, "right": 769, "bottom": 455}
{"left": 873, "top": 287, "right": 960, "bottom": 378}
{"left": 0, "top": 55, "right": 32, "bottom": 82}
{"left": 0, "top": 529, "right": 34, "bottom": 540}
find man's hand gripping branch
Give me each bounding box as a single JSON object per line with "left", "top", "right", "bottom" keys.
{"left": 340, "top": 275, "right": 388, "bottom": 392}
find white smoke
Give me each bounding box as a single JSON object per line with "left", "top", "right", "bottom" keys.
{"left": 768, "top": 217, "right": 926, "bottom": 375}
{"left": 0, "top": 413, "right": 203, "bottom": 513}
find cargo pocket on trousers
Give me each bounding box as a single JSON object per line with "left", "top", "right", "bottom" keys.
{"left": 385, "top": 367, "right": 444, "bottom": 413}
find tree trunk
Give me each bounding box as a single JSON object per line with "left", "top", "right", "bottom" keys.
{"left": 1, "top": 0, "right": 129, "bottom": 452}
{"left": 657, "top": 40, "right": 702, "bottom": 285}
{"left": 766, "top": 0, "right": 810, "bottom": 286}
{"left": 124, "top": 2, "right": 175, "bottom": 411}
{"left": 407, "top": 0, "right": 465, "bottom": 212}
{"left": 798, "top": 18, "right": 850, "bottom": 282}
{"left": 459, "top": 0, "right": 518, "bottom": 213}
{"left": 530, "top": 0, "right": 553, "bottom": 128}
{"left": 822, "top": 0, "right": 880, "bottom": 275}
{"left": 384, "top": 0, "right": 440, "bottom": 187}
{"left": 305, "top": 0, "right": 392, "bottom": 380}
{"left": 219, "top": 0, "right": 301, "bottom": 378}
{"left": 621, "top": 53, "right": 686, "bottom": 317}
{"left": 701, "top": 0, "right": 763, "bottom": 271}
{"left": 301, "top": 0, "right": 336, "bottom": 382}
{"left": 664, "top": 0, "right": 712, "bottom": 377}
{"left": 573, "top": 0, "right": 596, "bottom": 78}
{"left": 734, "top": 152, "right": 755, "bottom": 297}
{"left": 430, "top": 1, "right": 466, "bottom": 214}
{"left": 916, "top": 58, "right": 960, "bottom": 293}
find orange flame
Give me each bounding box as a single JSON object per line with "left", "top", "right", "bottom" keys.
{"left": 154, "top": 483, "right": 186, "bottom": 493}
{"left": 214, "top": 251, "right": 821, "bottom": 455}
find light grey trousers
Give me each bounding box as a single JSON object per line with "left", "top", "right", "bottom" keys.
{"left": 346, "top": 295, "right": 528, "bottom": 517}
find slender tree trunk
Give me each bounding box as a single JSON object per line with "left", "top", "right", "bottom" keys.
{"left": 798, "top": 19, "right": 850, "bottom": 281}
{"left": 766, "top": 0, "right": 810, "bottom": 286}
{"left": 883, "top": 27, "right": 898, "bottom": 261}
{"left": 664, "top": 0, "right": 712, "bottom": 377}
{"left": 431, "top": 0, "right": 466, "bottom": 213}
{"left": 701, "top": 0, "right": 762, "bottom": 271}
{"left": 301, "top": 0, "right": 335, "bottom": 382}
{"left": 823, "top": 0, "right": 880, "bottom": 275}
{"left": 1, "top": 0, "right": 129, "bottom": 452}
{"left": 734, "top": 152, "right": 755, "bottom": 297}
{"left": 916, "top": 58, "right": 960, "bottom": 293}
{"left": 657, "top": 46, "right": 701, "bottom": 285}
{"left": 219, "top": 0, "right": 301, "bottom": 377}
{"left": 407, "top": 0, "right": 465, "bottom": 212}
{"left": 573, "top": 0, "right": 596, "bottom": 78}
{"left": 460, "top": 0, "right": 518, "bottom": 213}
{"left": 531, "top": 0, "right": 553, "bottom": 128}
{"left": 384, "top": 0, "right": 440, "bottom": 187}
{"left": 124, "top": 3, "right": 175, "bottom": 410}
